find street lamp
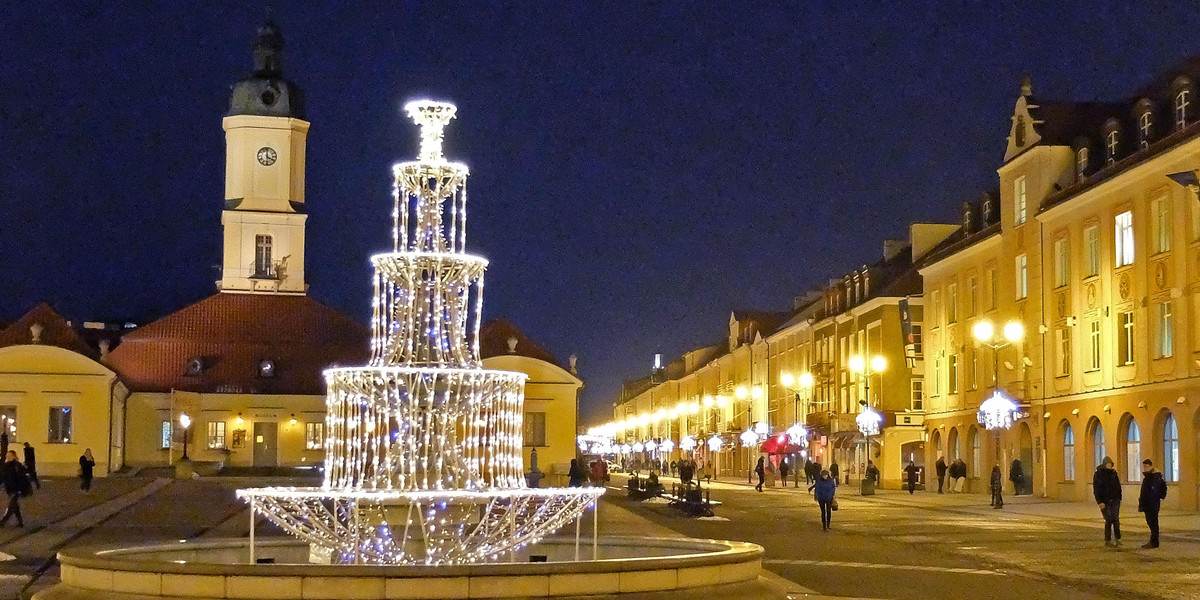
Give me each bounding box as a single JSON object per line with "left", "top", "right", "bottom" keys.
{"left": 849, "top": 355, "right": 886, "bottom": 493}
{"left": 179, "top": 413, "right": 192, "bottom": 460}
{"left": 680, "top": 435, "right": 696, "bottom": 453}
{"left": 972, "top": 318, "right": 1026, "bottom": 465}
{"left": 782, "top": 371, "right": 815, "bottom": 487}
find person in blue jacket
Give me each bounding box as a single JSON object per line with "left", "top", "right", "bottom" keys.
{"left": 810, "top": 469, "right": 837, "bottom": 531}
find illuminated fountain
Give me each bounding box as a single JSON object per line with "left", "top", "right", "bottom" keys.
{"left": 237, "top": 101, "right": 602, "bottom": 565}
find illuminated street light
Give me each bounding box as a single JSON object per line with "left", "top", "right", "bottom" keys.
{"left": 707, "top": 434, "right": 724, "bottom": 452}
{"left": 179, "top": 413, "right": 192, "bottom": 460}
{"left": 680, "top": 435, "right": 697, "bottom": 452}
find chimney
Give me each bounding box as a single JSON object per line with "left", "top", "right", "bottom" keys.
{"left": 883, "top": 239, "right": 907, "bottom": 261}
{"left": 568, "top": 354, "right": 578, "bottom": 375}
{"left": 29, "top": 323, "right": 43, "bottom": 344}
{"left": 506, "top": 336, "right": 518, "bottom": 353}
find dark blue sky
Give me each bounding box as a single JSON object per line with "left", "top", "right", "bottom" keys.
{"left": 2, "top": 3, "right": 1198, "bottom": 424}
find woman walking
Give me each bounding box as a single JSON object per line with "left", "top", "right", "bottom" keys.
{"left": 754, "top": 457, "right": 766, "bottom": 492}
{"left": 990, "top": 464, "right": 1004, "bottom": 509}
{"left": 811, "top": 469, "right": 836, "bottom": 530}
{"left": 0, "top": 450, "right": 27, "bottom": 527}
{"left": 567, "top": 458, "right": 587, "bottom": 487}
{"left": 79, "top": 448, "right": 96, "bottom": 492}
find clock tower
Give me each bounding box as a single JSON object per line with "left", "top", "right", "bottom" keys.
{"left": 218, "top": 21, "right": 309, "bottom": 295}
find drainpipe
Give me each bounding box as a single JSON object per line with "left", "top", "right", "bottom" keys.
{"left": 1038, "top": 219, "right": 1049, "bottom": 498}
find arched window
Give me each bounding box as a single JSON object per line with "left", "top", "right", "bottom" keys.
{"left": 1138, "top": 110, "right": 1153, "bottom": 148}
{"left": 1075, "top": 146, "right": 1088, "bottom": 180}
{"left": 1062, "top": 422, "right": 1075, "bottom": 481}
{"left": 1104, "top": 120, "right": 1121, "bottom": 165}
{"left": 1125, "top": 419, "right": 1142, "bottom": 482}
{"left": 969, "top": 428, "right": 980, "bottom": 478}
{"left": 1090, "top": 420, "right": 1106, "bottom": 471}
{"left": 1163, "top": 414, "right": 1179, "bottom": 483}
{"left": 949, "top": 428, "right": 960, "bottom": 460}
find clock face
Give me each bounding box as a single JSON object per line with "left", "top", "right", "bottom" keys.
{"left": 257, "top": 147, "right": 278, "bottom": 166}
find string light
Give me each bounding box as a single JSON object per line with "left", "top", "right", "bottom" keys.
{"left": 238, "top": 100, "right": 601, "bottom": 565}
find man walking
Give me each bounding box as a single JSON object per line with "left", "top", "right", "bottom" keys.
{"left": 1138, "top": 459, "right": 1167, "bottom": 548}
{"left": 829, "top": 461, "right": 840, "bottom": 487}
{"left": 1092, "top": 456, "right": 1121, "bottom": 546}
{"left": 935, "top": 456, "right": 947, "bottom": 494}
{"left": 904, "top": 461, "right": 920, "bottom": 494}
{"left": 22, "top": 443, "right": 38, "bottom": 489}
{"left": 990, "top": 465, "right": 1004, "bottom": 508}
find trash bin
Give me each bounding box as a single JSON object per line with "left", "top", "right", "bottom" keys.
{"left": 860, "top": 477, "right": 875, "bottom": 496}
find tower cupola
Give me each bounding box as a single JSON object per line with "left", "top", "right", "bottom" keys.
{"left": 229, "top": 20, "right": 304, "bottom": 119}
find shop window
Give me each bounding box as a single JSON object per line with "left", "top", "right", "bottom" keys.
{"left": 306, "top": 422, "right": 324, "bottom": 450}
{"left": 207, "top": 421, "right": 226, "bottom": 449}
{"left": 48, "top": 407, "right": 72, "bottom": 443}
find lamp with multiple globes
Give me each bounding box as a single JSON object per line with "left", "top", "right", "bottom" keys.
{"left": 848, "top": 355, "right": 885, "bottom": 491}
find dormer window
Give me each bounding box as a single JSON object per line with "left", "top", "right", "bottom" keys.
{"left": 1104, "top": 120, "right": 1120, "bottom": 165}
{"left": 1177, "top": 89, "right": 1190, "bottom": 129}
{"left": 1075, "top": 146, "right": 1088, "bottom": 180}
{"left": 185, "top": 357, "right": 204, "bottom": 376}
{"left": 1137, "top": 106, "right": 1153, "bottom": 148}
{"left": 982, "top": 197, "right": 993, "bottom": 225}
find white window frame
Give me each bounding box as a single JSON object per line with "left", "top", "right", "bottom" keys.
{"left": 1118, "top": 311, "right": 1135, "bottom": 366}
{"left": 1084, "top": 225, "right": 1100, "bottom": 277}
{"left": 1178, "top": 90, "right": 1191, "bottom": 129}
{"left": 1106, "top": 129, "right": 1119, "bottom": 163}
{"left": 947, "top": 283, "right": 958, "bottom": 324}
{"left": 910, "top": 324, "right": 923, "bottom": 356}
{"left": 1092, "top": 422, "right": 1106, "bottom": 471}
{"left": 1089, "top": 320, "right": 1101, "bottom": 371}
{"left": 1014, "top": 176, "right": 1027, "bottom": 225}
{"left": 1126, "top": 420, "right": 1142, "bottom": 482}
{"left": 1015, "top": 254, "right": 1028, "bottom": 299}
{"left": 1139, "top": 111, "right": 1152, "bottom": 147}
{"left": 948, "top": 354, "right": 958, "bottom": 394}
{"left": 1153, "top": 197, "right": 1171, "bottom": 254}
{"left": 207, "top": 421, "right": 226, "bottom": 449}
{"left": 1164, "top": 414, "right": 1180, "bottom": 483}
{"left": 1158, "top": 301, "right": 1174, "bottom": 358}
{"left": 1115, "top": 211, "right": 1134, "bottom": 268}
{"left": 1076, "top": 147, "right": 1088, "bottom": 179}
{"left": 254, "top": 234, "right": 274, "bottom": 277}
{"left": 1063, "top": 423, "right": 1076, "bottom": 481}
{"left": 1054, "top": 237, "right": 1069, "bottom": 288}
{"left": 1056, "top": 327, "right": 1070, "bottom": 377}
{"left": 161, "top": 420, "right": 172, "bottom": 450}
{"left": 305, "top": 422, "right": 325, "bottom": 450}
{"left": 910, "top": 380, "right": 924, "bottom": 411}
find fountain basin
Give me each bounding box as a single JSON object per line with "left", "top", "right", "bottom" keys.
{"left": 37, "top": 536, "right": 778, "bottom": 599}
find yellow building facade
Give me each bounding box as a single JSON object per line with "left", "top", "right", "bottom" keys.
{"left": 922, "top": 67, "right": 1200, "bottom": 509}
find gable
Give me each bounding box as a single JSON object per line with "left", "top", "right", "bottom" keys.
{"left": 1004, "top": 95, "right": 1043, "bottom": 162}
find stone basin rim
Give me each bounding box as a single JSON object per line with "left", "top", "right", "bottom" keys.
{"left": 57, "top": 536, "right": 764, "bottom": 577}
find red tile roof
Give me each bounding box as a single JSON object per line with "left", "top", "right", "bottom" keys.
{"left": 106, "top": 293, "right": 369, "bottom": 394}
{"left": 479, "top": 318, "right": 560, "bottom": 368}
{"left": 0, "top": 303, "right": 96, "bottom": 358}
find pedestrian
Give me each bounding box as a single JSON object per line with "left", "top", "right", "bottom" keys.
{"left": 865, "top": 460, "right": 880, "bottom": 485}
{"left": 1092, "top": 456, "right": 1122, "bottom": 546}
{"left": 1009, "top": 459, "right": 1024, "bottom": 496}
{"left": 952, "top": 459, "right": 967, "bottom": 493}
{"left": 904, "top": 461, "right": 920, "bottom": 494}
{"left": 990, "top": 464, "right": 1003, "bottom": 509}
{"left": 679, "top": 458, "right": 695, "bottom": 485}
{"left": 1138, "top": 459, "right": 1167, "bottom": 549}
{"left": 22, "top": 443, "right": 38, "bottom": 489}
{"left": 567, "top": 458, "right": 587, "bottom": 487}
{"left": 0, "top": 431, "right": 9, "bottom": 462}
{"left": 0, "top": 450, "right": 27, "bottom": 527}
{"left": 670, "top": 460, "right": 677, "bottom": 476}
{"left": 779, "top": 458, "right": 790, "bottom": 487}
{"left": 829, "top": 461, "right": 840, "bottom": 487}
{"left": 79, "top": 448, "right": 96, "bottom": 492}
{"left": 804, "top": 458, "right": 814, "bottom": 484}
{"left": 935, "top": 456, "right": 947, "bottom": 494}
{"left": 811, "top": 469, "right": 836, "bottom": 531}
{"left": 754, "top": 457, "right": 766, "bottom": 492}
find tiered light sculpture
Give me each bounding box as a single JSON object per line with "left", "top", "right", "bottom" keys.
{"left": 237, "top": 101, "right": 602, "bottom": 565}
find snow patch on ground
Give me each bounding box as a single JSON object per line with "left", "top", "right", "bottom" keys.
{"left": 641, "top": 497, "right": 672, "bottom": 504}
{"left": 696, "top": 515, "right": 730, "bottom": 521}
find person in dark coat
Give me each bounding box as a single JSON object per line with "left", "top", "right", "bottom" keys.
{"left": 904, "top": 461, "right": 920, "bottom": 494}
{"left": 1009, "top": 459, "right": 1024, "bottom": 495}
{"left": 935, "top": 457, "right": 948, "bottom": 494}
{"left": 79, "top": 449, "right": 96, "bottom": 492}
{"left": 779, "top": 458, "right": 790, "bottom": 487}
{"left": 1092, "top": 456, "right": 1122, "bottom": 545}
{"left": 1138, "top": 459, "right": 1168, "bottom": 548}
{"left": 0, "top": 451, "right": 27, "bottom": 527}
{"left": 567, "top": 459, "right": 587, "bottom": 487}
{"left": 804, "top": 459, "right": 815, "bottom": 484}
{"left": 754, "top": 457, "right": 766, "bottom": 492}
{"left": 829, "top": 461, "right": 840, "bottom": 486}
{"left": 865, "top": 461, "right": 880, "bottom": 485}
{"left": 0, "top": 432, "right": 9, "bottom": 463}
{"left": 22, "top": 443, "right": 38, "bottom": 490}
{"left": 811, "top": 469, "right": 836, "bottom": 530}
{"left": 990, "top": 465, "right": 1004, "bottom": 508}
{"left": 679, "top": 458, "right": 695, "bottom": 485}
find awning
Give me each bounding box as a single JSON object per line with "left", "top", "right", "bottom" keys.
{"left": 760, "top": 432, "right": 804, "bottom": 454}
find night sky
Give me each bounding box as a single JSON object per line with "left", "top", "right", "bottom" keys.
{"left": 2, "top": 3, "right": 1199, "bottom": 424}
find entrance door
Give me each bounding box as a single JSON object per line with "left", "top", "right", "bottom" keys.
{"left": 1019, "top": 423, "right": 1034, "bottom": 495}
{"left": 253, "top": 422, "right": 278, "bottom": 467}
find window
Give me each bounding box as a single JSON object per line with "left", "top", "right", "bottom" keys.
{"left": 1153, "top": 197, "right": 1171, "bottom": 254}
{"left": 1089, "top": 320, "right": 1101, "bottom": 371}
{"left": 970, "top": 429, "right": 981, "bottom": 477}
{"left": 1138, "top": 111, "right": 1153, "bottom": 147}
{"left": 1054, "top": 238, "right": 1069, "bottom": 288}
{"left": 254, "top": 234, "right": 274, "bottom": 278}
{"left": 1091, "top": 422, "right": 1106, "bottom": 471}
{"left": 1106, "top": 128, "right": 1119, "bottom": 164}
{"left": 0, "top": 407, "right": 16, "bottom": 441}
{"left": 948, "top": 354, "right": 958, "bottom": 394}
{"left": 1178, "top": 89, "right": 1191, "bottom": 129}
{"left": 1163, "top": 414, "right": 1180, "bottom": 483}
{"left": 524, "top": 411, "right": 547, "bottom": 446}
{"left": 1084, "top": 225, "right": 1100, "bottom": 277}
{"left": 160, "top": 421, "right": 172, "bottom": 450}
{"left": 207, "top": 421, "right": 226, "bottom": 449}
{"left": 1056, "top": 327, "right": 1070, "bottom": 377}
{"left": 48, "top": 407, "right": 72, "bottom": 443}
{"left": 1075, "top": 147, "right": 1088, "bottom": 179}
{"left": 1062, "top": 423, "right": 1076, "bottom": 481}
{"left": 910, "top": 380, "right": 923, "bottom": 411}
{"left": 305, "top": 422, "right": 324, "bottom": 450}
{"left": 931, "top": 290, "right": 941, "bottom": 328}
{"left": 1118, "top": 311, "right": 1135, "bottom": 366}
{"left": 1015, "top": 254, "right": 1028, "bottom": 299}
{"left": 1014, "top": 176, "right": 1027, "bottom": 225}
{"left": 968, "top": 349, "right": 978, "bottom": 390}
{"left": 947, "top": 283, "right": 958, "bottom": 323}
{"left": 1158, "top": 302, "right": 1174, "bottom": 358}
{"left": 968, "top": 276, "right": 978, "bottom": 316}
{"left": 1126, "top": 420, "right": 1142, "bottom": 482}
{"left": 910, "top": 324, "right": 923, "bottom": 356}
{"left": 1115, "top": 211, "right": 1134, "bottom": 268}
{"left": 988, "top": 267, "right": 998, "bottom": 309}
{"left": 933, "top": 358, "right": 941, "bottom": 396}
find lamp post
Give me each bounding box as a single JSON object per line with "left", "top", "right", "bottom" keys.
{"left": 737, "top": 385, "right": 766, "bottom": 483}
{"left": 781, "top": 372, "right": 814, "bottom": 487}
{"left": 179, "top": 413, "right": 192, "bottom": 460}
{"left": 972, "top": 319, "right": 1025, "bottom": 464}
{"left": 849, "top": 355, "right": 886, "bottom": 493}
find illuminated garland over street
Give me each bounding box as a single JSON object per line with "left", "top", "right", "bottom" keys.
{"left": 238, "top": 101, "right": 602, "bottom": 565}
